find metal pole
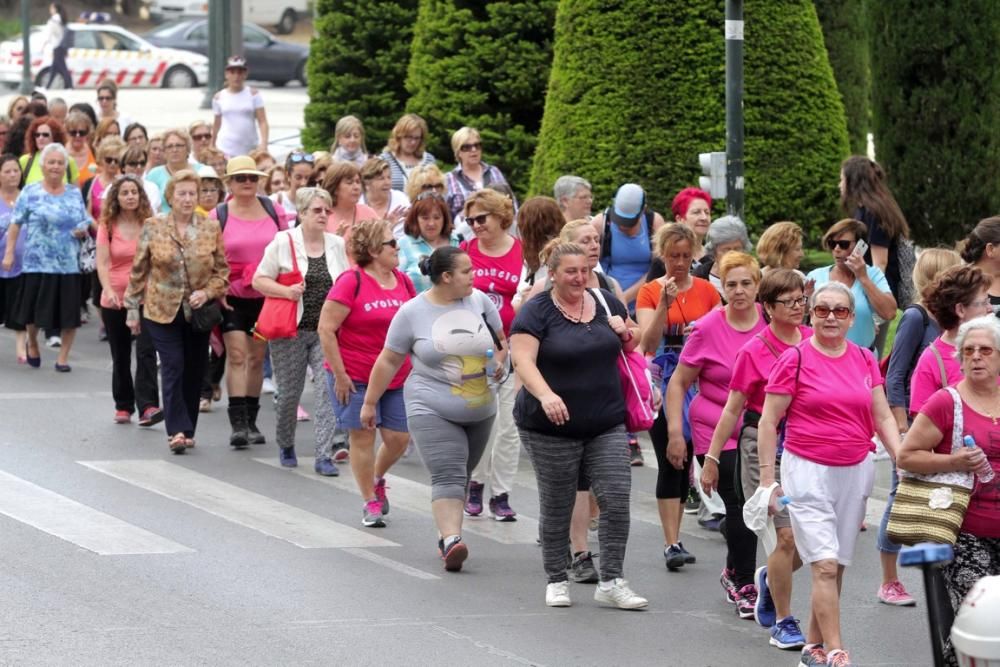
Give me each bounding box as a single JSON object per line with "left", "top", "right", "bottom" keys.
{"left": 725, "top": 0, "right": 745, "bottom": 219}
{"left": 229, "top": 1, "right": 244, "bottom": 57}
{"left": 19, "top": 0, "right": 32, "bottom": 94}
{"left": 200, "top": 0, "right": 220, "bottom": 109}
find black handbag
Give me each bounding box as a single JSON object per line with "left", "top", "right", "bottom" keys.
{"left": 174, "top": 231, "right": 222, "bottom": 334}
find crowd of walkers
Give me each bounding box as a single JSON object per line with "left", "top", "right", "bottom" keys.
{"left": 2, "top": 59, "right": 1000, "bottom": 667}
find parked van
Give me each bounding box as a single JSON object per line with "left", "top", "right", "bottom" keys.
{"left": 147, "top": 0, "right": 309, "bottom": 34}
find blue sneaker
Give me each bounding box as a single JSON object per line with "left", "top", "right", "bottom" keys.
{"left": 754, "top": 565, "right": 776, "bottom": 627}
{"left": 771, "top": 616, "right": 806, "bottom": 651}
{"left": 313, "top": 456, "right": 339, "bottom": 477}
{"left": 279, "top": 447, "right": 298, "bottom": 468}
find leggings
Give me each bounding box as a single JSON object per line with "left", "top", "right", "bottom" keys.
{"left": 942, "top": 532, "right": 1000, "bottom": 667}
{"left": 698, "top": 449, "right": 758, "bottom": 588}
{"left": 409, "top": 413, "right": 495, "bottom": 501}
{"left": 520, "top": 424, "right": 631, "bottom": 584}
{"left": 650, "top": 410, "right": 693, "bottom": 499}
{"left": 47, "top": 46, "right": 73, "bottom": 88}
{"left": 269, "top": 331, "right": 337, "bottom": 458}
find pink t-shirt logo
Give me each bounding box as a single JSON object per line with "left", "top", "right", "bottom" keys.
{"left": 363, "top": 298, "right": 406, "bottom": 313}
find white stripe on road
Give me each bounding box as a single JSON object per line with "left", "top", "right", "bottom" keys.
{"left": 80, "top": 460, "right": 397, "bottom": 549}
{"left": 0, "top": 392, "right": 113, "bottom": 400}
{"left": 255, "top": 457, "right": 542, "bottom": 545}
{"left": 0, "top": 470, "right": 192, "bottom": 555}
{"left": 341, "top": 548, "right": 439, "bottom": 580}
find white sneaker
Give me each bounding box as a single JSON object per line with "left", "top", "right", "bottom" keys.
{"left": 261, "top": 377, "right": 276, "bottom": 394}
{"left": 594, "top": 578, "right": 648, "bottom": 610}
{"left": 46, "top": 336, "right": 62, "bottom": 348}
{"left": 545, "top": 581, "right": 571, "bottom": 607}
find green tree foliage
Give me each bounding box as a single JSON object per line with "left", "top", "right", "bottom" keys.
{"left": 530, "top": 0, "right": 849, "bottom": 240}
{"left": 870, "top": 1, "right": 1000, "bottom": 245}
{"left": 814, "top": 0, "right": 871, "bottom": 155}
{"left": 303, "top": 0, "right": 419, "bottom": 153}
{"left": 404, "top": 0, "right": 558, "bottom": 195}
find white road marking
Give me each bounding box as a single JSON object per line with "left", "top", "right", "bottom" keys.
{"left": 341, "top": 548, "right": 440, "bottom": 581}
{"left": 0, "top": 470, "right": 192, "bottom": 555}
{"left": 80, "top": 460, "right": 396, "bottom": 549}
{"left": 0, "top": 391, "right": 113, "bottom": 400}
{"left": 254, "top": 457, "right": 542, "bottom": 545}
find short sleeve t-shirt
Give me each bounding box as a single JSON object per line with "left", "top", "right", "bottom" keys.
{"left": 806, "top": 265, "right": 891, "bottom": 348}
{"left": 326, "top": 268, "right": 414, "bottom": 389}
{"left": 859, "top": 206, "right": 901, "bottom": 299}
{"left": 13, "top": 183, "right": 89, "bottom": 274}
{"left": 766, "top": 340, "right": 882, "bottom": 466}
{"left": 385, "top": 289, "right": 502, "bottom": 424}
{"left": 512, "top": 288, "right": 627, "bottom": 438}
{"left": 461, "top": 237, "right": 523, "bottom": 335}
{"left": 729, "top": 325, "right": 813, "bottom": 414}
{"left": 96, "top": 223, "right": 139, "bottom": 307}
{"left": 211, "top": 205, "right": 287, "bottom": 298}
{"left": 635, "top": 277, "right": 720, "bottom": 348}
{"left": 679, "top": 306, "right": 767, "bottom": 455}
{"left": 920, "top": 388, "right": 1000, "bottom": 538}
{"left": 212, "top": 87, "right": 265, "bottom": 158}
{"left": 908, "top": 337, "right": 961, "bottom": 415}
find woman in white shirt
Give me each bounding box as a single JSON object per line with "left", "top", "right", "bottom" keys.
{"left": 211, "top": 56, "right": 269, "bottom": 159}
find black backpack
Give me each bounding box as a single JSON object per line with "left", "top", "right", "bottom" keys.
{"left": 599, "top": 207, "right": 656, "bottom": 271}
{"left": 58, "top": 26, "right": 74, "bottom": 49}
{"left": 216, "top": 195, "right": 280, "bottom": 230}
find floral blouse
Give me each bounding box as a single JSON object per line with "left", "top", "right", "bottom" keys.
{"left": 125, "top": 212, "right": 230, "bottom": 324}
{"left": 11, "top": 182, "right": 89, "bottom": 274}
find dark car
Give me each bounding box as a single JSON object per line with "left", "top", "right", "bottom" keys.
{"left": 143, "top": 19, "right": 308, "bottom": 87}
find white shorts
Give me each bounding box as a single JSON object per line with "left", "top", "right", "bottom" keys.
{"left": 780, "top": 450, "right": 875, "bottom": 566}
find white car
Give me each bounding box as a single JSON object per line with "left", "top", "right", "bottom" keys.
{"left": 0, "top": 23, "right": 209, "bottom": 89}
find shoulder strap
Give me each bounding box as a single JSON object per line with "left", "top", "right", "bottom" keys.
{"left": 600, "top": 210, "right": 613, "bottom": 264}
{"left": 258, "top": 194, "right": 280, "bottom": 228}
{"left": 20, "top": 153, "right": 36, "bottom": 189}
{"left": 217, "top": 203, "right": 228, "bottom": 231}
{"left": 794, "top": 345, "right": 803, "bottom": 388}
{"left": 286, "top": 232, "right": 299, "bottom": 274}
{"left": 589, "top": 287, "right": 612, "bottom": 318}
{"left": 930, "top": 344, "right": 948, "bottom": 389}
{"left": 644, "top": 208, "right": 655, "bottom": 252}
{"left": 911, "top": 303, "right": 930, "bottom": 329}
{"left": 353, "top": 268, "right": 362, "bottom": 299}
{"left": 755, "top": 332, "right": 782, "bottom": 359}
{"left": 596, "top": 271, "right": 610, "bottom": 291}
{"left": 945, "top": 386, "right": 964, "bottom": 454}
{"left": 476, "top": 291, "right": 503, "bottom": 350}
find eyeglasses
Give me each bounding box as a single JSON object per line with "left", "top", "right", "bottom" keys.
{"left": 68, "top": 129, "right": 88, "bottom": 137}
{"left": 233, "top": 174, "right": 259, "bottom": 183}
{"left": 459, "top": 142, "right": 482, "bottom": 153}
{"left": 812, "top": 305, "right": 852, "bottom": 320}
{"left": 415, "top": 191, "right": 444, "bottom": 202}
{"left": 191, "top": 133, "right": 211, "bottom": 141}
{"left": 401, "top": 134, "right": 422, "bottom": 142}
{"left": 200, "top": 187, "right": 220, "bottom": 194}
{"left": 97, "top": 95, "right": 114, "bottom": 102}
{"left": 962, "top": 345, "right": 996, "bottom": 358}
{"left": 968, "top": 298, "right": 992, "bottom": 309}
{"left": 164, "top": 143, "right": 186, "bottom": 151}
{"left": 125, "top": 160, "right": 146, "bottom": 168}
{"left": 774, "top": 296, "right": 808, "bottom": 309}
{"left": 34, "top": 132, "right": 51, "bottom": 139}
{"left": 826, "top": 239, "right": 854, "bottom": 250}
{"left": 467, "top": 213, "right": 490, "bottom": 227}
{"left": 381, "top": 239, "right": 398, "bottom": 248}
{"left": 421, "top": 182, "right": 445, "bottom": 192}
{"left": 103, "top": 157, "right": 118, "bottom": 166}
{"left": 307, "top": 206, "right": 329, "bottom": 216}
{"left": 288, "top": 152, "right": 315, "bottom": 164}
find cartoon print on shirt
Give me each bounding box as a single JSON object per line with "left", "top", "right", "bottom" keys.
{"left": 431, "top": 308, "right": 494, "bottom": 409}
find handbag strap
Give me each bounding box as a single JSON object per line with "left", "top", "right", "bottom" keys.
{"left": 287, "top": 232, "right": 299, "bottom": 274}
{"left": 931, "top": 344, "right": 948, "bottom": 389}
{"left": 945, "top": 386, "right": 964, "bottom": 454}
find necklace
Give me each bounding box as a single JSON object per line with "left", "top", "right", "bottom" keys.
{"left": 365, "top": 268, "right": 395, "bottom": 289}
{"left": 552, "top": 292, "right": 591, "bottom": 331}
{"left": 966, "top": 388, "right": 1000, "bottom": 425}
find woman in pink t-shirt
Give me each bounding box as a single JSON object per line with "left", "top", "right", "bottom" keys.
{"left": 319, "top": 219, "right": 415, "bottom": 528}
{"left": 702, "top": 268, "right": 811, "bottom": 647}
{"left": 756, "top": 282, "right": 901, "bottom": 667}
{"left": 459, "top": 189, "right": 524, "bottom": 521}
{"left": 666, "top": 252, "right": 766, "bottom": 612}
{"left": 95, "top": 175, "right": 161, "bottom": 426}
{"left": 898, "top": 316, "right": 1000, "bottom": 666}
{"left": 322, "top": 161, "right": 377, "bottom": 255}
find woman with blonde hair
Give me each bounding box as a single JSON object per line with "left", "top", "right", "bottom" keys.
{"left": 63, "top": 111, "right": 95, "bottom": 187}
{"left": 405, "top": 163, "right": 446, "bottom": 201}
{"left": 322, "top": 161, "right": 377, "bottom": 245}
{"left": 444, "top": 126, "right": 511, "bottom": 222}
{"left": 146, "top": 128, "right": 198, "bottom": 212}
{"left": 93, "top": 117, "right": 121, "bottom": 149}
{"left": 360, "top": 157, "right": 410, "bottom": 238}
{"left": 756, "top": 221, "right": 806, "bottom": 273}
{"left": 331, "top": 115, "right": 367, "bottom": 167}
{"left": 379, "top": 113, "right": 436, "bottom": 192}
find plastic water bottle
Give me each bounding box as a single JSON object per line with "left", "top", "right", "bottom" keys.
{"left": 964, "top": 435, "right": 995, "bottom": 483}
{"left": 485, "top": 348, "right": 496, "bottom": 386}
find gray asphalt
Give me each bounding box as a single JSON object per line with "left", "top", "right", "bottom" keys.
{"left": 0, "top": 323, "right": 934, "bottom": 666}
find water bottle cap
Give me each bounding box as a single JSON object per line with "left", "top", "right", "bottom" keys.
{"left": 486, "top": 348, "right": 494, "bottom": 359}
{"left": 964, "top": 435, "right": 976, "bottom": 447}
{"left": 778, "top": 496, "right": 792, "bottom": 506}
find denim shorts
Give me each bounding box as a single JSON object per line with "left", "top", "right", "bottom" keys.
{"left": 325, "top": 369, "right": 407, "bottom": 432}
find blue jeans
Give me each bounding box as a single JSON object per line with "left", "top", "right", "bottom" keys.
{"left": 877, "top": 461, "right": 902, "bottom": 554}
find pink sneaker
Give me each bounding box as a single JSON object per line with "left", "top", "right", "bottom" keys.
{"left": 877, "top": 580, "right": 916, "bottom": 606}
{"left": 296, "top": 405, "right": 310, "bottom": 421}
{"left": 114, "top": 410, "right": 131, "bottom": 424}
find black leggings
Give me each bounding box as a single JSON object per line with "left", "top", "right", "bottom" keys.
{"left": 649, "top": 410, "right": 693, "bottom": 499}
{"left": 697, "top": 449, "right": 757, "bottom": 588}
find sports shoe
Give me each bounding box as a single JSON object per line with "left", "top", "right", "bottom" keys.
{"left": 826, "top": 649, "right": 854, "bottom": 667}
{"left": 46, "top": 336, "right": 61, "bottom": 348}
{"left": 594, "top": 578, "right": 648, "bottom": 610}
{"left": 546, "top": 581, "right": 571, "bottom": 607}
{"left": 137, "top": 406, "right": 164, "bottom": 427}
{"left": 664, "top": 544, "right": 685, "bottom": 571}
{"left": 735, "top": 584, "right": 758, "bottom": 619}
{"left": 798, "top": 644, "right": 827, "bottom": 666}
{"left": 114, "top": 410, "right": 131, "bottom": 424}
{"left": 465, "top": 481, "right": 484, "bottom": 516}
{"left": 677, "top": 542, "right": 696, "bottom": 564}
{"left": 374, "top": 477, "right": 390, "bottom": 516}
{"left": 628, "top": 438, "right": 644, "bottom": 466}
{"left": 261, "top": 377, "right": 276, "bottom": 394}
{"left": 362, "top": 499, "right": 385, "bottom": 527}
{"left": 332, "top": 446, "right": 350, "bottom": 463}
{"left": 313, "top": 456, "right": 339, "bottom": 477}
{"left": 754, "top": 565, "right": 776, "bottom": 627}
{"left": 877, "top": 580, "right": 916, "bottom": 606}
{"left": 570, "top": 551, "right": 599, "bottom": 583}
{"left": 684, "top": 488, "right": 701, "bottom": 514}
{"left": 279, "top": 447, "right": 297, "bottom": 468}
{"left": 296, "top": 405, "right": 310, "bottom": 421}
{"left": 699, "top": 514, "right": 724, "bottom": 532}
{"left": 771, "top": 617, "right": 807, "bottom": 650}
{"left": 489, "top": 493, "right": 517, "bottom": 521}
{"left": 439, "top": 537, "right": 468, "bottom": 572}
{"left": 199, "top": 398, "right": 213, "bottom": 413}
{"left": 721, "top": 568, "right": 739, "bottom": 604}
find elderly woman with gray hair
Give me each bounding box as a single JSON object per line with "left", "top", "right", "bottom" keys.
{"left": 2, "top": 142, "right": 90, "bottom": 371}
{"left": 553, "top": 175, "right": 594, "bottom": 221}
{"left": 253, "top": 187, "right": 351, "bottom": 474}
{"left": 692, "top": 215, "right": 751, "bottom": 296}
{"left": 755, "top": 281, "right": 901, "bottom": 667}
{"left": 444, "top": 126, "right": 512, "bottom": 221}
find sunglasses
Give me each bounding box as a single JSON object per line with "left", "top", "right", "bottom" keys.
{"left": 97, "top": 95, "right": 114, "bottom": 102}
{"left": 307, "top": 206, "right": 329, "bottom": 216}
{"left": 826, "top": 239, "right": 854, "bottom": 250}
{"left": 459, "top": 142, "right": 482, "bottom": 153}
{"left": 233, "top": 174, "right": 259, "bottom": 183}
{"left": 415, "top": 191, "right": 444, "bottom": 202}
{"left": 774, "top": 296, "right": 808, "bottom": 308}
{"left": 68, "top": 129, "right": 88, "bottom": 137}
{"left": 103, "top": 157, "right": 118, "bottom": 166}
{"left": 381, "top": 239, "right": 398, "bottom": 248}
{"left": 421, "top": 182, "right": 445, "bottom": 191}
{"left": 812, "top": 305, "right": 852, "bottom": 320}
{"left": 962, "top": 345, "right": 996, "bottom": 358}
{"left": 164, "top": 143, "right": 186, "bottom": 151}
{"left": 288, "top": 152, "right": 315, "bottom": 164}
{"left": 191, "top": 133, "right": 211, "bottom": 141}
{"left": 467, "top": 213, "right": 490, "bottom": 227}
{"left": 34, "top": 132, "right": 51, "bottom": 139}
{"left": 125, "top": 160, "right": 147, "bottom": 168}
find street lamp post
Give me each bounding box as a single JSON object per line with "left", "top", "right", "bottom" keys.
{"left": 19, "top": 0, "right": 32, "bottom": 94}
{"left": 200, "top": 1, "right": 244, "bottom": 109}
{"left": 725, "top": 0, "right": 745, "bottom": 220}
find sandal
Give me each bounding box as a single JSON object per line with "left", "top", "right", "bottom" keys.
{"left": 168, "top": 433, "right": 187, "bottom": 454}
{"left": 184, "top": 437, "right": 196, "bottom": 448}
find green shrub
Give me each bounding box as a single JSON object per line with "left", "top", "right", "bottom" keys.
{"left": 870, "top": 1, "right": 1000, "bottom": 245}
{"left": 814, "top": 0, "right": 872, "bottom": 155}
{"left": 302, "top": 0, "right": 419, "bottom": 153}
{"left": 530, "top": 0, "right": 849, "bottom": 242}
{"left": 404, "top": 0, "right": 558, "bottom": 195}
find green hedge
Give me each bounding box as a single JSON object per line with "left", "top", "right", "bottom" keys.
{"left": 870, "top": 1, "right": 1000, "bottom": 245}
{"left": 530, "top": 0, "right": 849, "bottom": 241}
{"left": 814, "top": 0, "right": 871, "bottom": 155}
{"left": 302, "top": 0, "right": 419, "bottom": 153}
{"left": 404, "top": 0, "right": 558, "bottom": 195}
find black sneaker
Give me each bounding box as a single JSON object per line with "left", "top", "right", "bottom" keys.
{"left": 677, "top": 541, "right": 696, "bottom": 564}
{"left": 683, "top": 488, "right": 701, "bottom": 514}
{"left": 664, "top": 544, "right": 685, "bottom": 571}
{"left": 629, "top": 442, "right": 644, "bottom": 466}
{"left": 570, "top": 551, "right": 599, "bottom": 583}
